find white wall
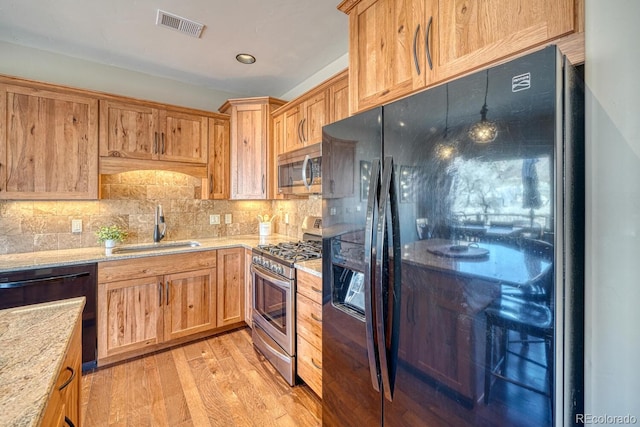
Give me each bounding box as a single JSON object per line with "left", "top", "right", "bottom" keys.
{"left": 585, "top": 0, "right": 640, "bottom": 419}
{"left": 0, "top": 40, "right": 241, "bottom": 112}
{"left": 0, "top": 40, "right": 349, "bottom": 110}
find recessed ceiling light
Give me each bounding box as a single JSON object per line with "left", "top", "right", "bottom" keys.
{"left": 236, "top": 53, "right": 256, "bottom": 64}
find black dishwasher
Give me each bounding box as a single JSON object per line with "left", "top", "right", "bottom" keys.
{"left": 0, "top": 263, "right": 97, "bottom": 370}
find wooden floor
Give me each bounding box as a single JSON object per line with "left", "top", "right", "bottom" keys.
{"left": 81, "top": 328, "right": 322, "bottom": 427}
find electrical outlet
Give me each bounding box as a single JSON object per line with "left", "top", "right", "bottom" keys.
{"left": 225, "top": 213, "right": 232, "bottom": 224}
{"left": 284, "top": 213, "right": 289, "bottom": 224}
{"left": 210, "top": 214, "right": 220, "bottom": 225}
{"left": 71, "top": 219, "right": 82, "bottom": 233}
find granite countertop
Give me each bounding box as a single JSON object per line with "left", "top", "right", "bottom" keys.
{"left": 0, "top": 297, "right": 85, "bottom": 427}
{"left": 295, "top": 259, "right": 322, "bottom": 277}
{"left": 0, "top": 234, "right": 322, "bottom": 277}
{"left": 0, "top": 234, "right": 292, "bottom": 273}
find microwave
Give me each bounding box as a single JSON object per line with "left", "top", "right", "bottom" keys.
{"left": 277, "top": 143, "right": 321, "bottom": 195}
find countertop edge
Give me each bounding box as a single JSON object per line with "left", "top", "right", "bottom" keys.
{"left": 0, "top": 297, "right": 85, "bottom": 427}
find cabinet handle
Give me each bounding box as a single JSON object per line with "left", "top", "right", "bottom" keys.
{"left": 425, "top": 16, "right": 433, "bottom": 70}
{"left": 301, "top": 118, "right": 307, "bottom": 143}
{"left": 209, "top": 174, "right": 214, "bottom": 195}
{"left": 58, "top": 366, "right": 75, "bottom": 391}
{"left": 161, "top": 133, "right": 166, "bottom": 154}
{"left": 311, "top": 313, "right": 322, "bottom": 323}
{"left": 64, "top": 416, "right": 76, "bottom": 427}
{"left": 413, "top": 23, "right": 421, "bottom": 75}
{"left": 311, "top": 358, "right": 322, "bottom": 370}
{"left": 166, "top": 281, "right": 170, "bottom": 305}
{"left": 261, "top": 174, "right": 265, "bottom": 195}
{"left": 158, "top": 282, "right": 163, "bottom": 306}
{"left": 311, "top": 286, "right": 322, "bottom": 294}
{"left": 154, "top": 132, "right": 158, "bottom": 154}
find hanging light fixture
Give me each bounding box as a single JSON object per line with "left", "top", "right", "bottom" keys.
{"left": 468, "top": 69, "right": 498, "bottom": 144}
{"left": 435, "top": 84, "right": 458, "bottom": 160}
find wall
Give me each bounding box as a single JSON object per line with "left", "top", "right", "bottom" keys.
{"left": 0, "top": 41, "right": 239, "bottom": 112}
{"left": 584, "top": 0, "right": 640, "bottom": 419}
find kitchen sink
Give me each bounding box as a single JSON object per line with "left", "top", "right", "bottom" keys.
{"left": 111, "top": 241, "right": 201, "bottom": 254}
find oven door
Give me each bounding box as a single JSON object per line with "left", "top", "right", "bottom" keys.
{"left": 251, "top": 263, "right": 295, "bottom": 355}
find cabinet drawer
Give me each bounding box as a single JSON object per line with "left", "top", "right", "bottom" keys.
{"left": 296, "top": 293, "right": 322, "bottom": 349}
{"left": 98, "top": 250, "right": 216, "bottom": 282}
{"left": 297, "top": 336, "right": 322, "bottom": 397}
{"left": 297, "top": 270, "right": 322, "bottom": 304}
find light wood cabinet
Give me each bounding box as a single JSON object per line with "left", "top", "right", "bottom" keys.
{"left": 283, "top": 90, "right": 328, "bottom": 152}
{"left": 296, "top": 269, "right": 323, "bottom": 397}
{"left": 328, "top": 70, "right": 350, "bottom": 122}
{"left": 164, "top": 268, "right": 217, "bottom": 341}
{"left": 205, "top": 116, "right": 230, "bottom": 199}
{"left": 99, "top": 99, "right": 209, "bottom": 177}
{"left": 216, "top": 247, "right": 245, "bottom": 327}
{"left": 219, "top": 97, "right": 286, "bottom": 199}
{"left": 0, "top": 81, "right": 98, "bottom": 200}
{"left": 342, "top": 0, "right": 433, "bottom": 113}
{"left": 339, "top": 0, "right": 584, "bottom": 113}
{"left": 42, "top": 313, "right": 82, "bottom": 427}
{"left": 97, "top": 251, "right": 219, "bottom": 365}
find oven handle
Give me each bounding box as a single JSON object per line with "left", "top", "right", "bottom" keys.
{"left": 250, "top": 264, "right": 291, "bottom": 290}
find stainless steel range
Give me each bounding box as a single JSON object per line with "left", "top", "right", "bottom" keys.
{"left": 251, "top": 216, "right": 322, "bottom": 385}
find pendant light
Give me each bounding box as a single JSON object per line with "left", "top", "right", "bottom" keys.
{"left": 435, "top": 84, "right": 458, "bottom": 160}
{"left": 468, "top": 69, "right": 498, "bottom": 144}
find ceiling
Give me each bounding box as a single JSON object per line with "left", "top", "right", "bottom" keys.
{"left": 0, "top": 0, "right": 349, "bottom": 98}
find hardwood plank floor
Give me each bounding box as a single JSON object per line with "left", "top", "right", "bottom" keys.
{"left": 82, "top": 328, "right": 322, "bottom": 427}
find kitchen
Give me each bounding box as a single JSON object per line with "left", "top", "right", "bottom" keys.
{"left": 0, "top": 0, "right": 638, "bottom": 426}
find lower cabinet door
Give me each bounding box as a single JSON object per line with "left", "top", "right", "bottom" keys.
{"left": 98, "top": 276, "right": 164, "bottom": 359}
{"left": 164, "top": 268, "right": 217, "bottom": 341}
{"left": 297, "top": 336, "right": 322, "bottom": 397}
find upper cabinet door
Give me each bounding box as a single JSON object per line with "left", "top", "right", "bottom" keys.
{"left": 348, "top": 0, "right": 432, "bottom": 113}
{"left": 232, "top": 103, "right": 268, "bottom": 199}
{"left": 303, "top": 91, "right": 328, "bottom": 146}
{"left": 99, "top": 99, "right": 157, "bottom": 160}
{"left": 158, "top": 109, "right": 208, "bottom": 164}
{"left": 207, "top": 117, "right": 230, "bottom": 200}
{"left": 283, "top": 104, "right": 303, "bottom": 152}
{"left": 0, "top": 83, "right": 98, "bottom": 200}
{"left": 434, "top": 0, "right": 577, "bottom": 82}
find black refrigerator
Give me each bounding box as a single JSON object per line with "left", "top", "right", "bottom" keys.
{"left": 321, "top": 46, "right": 584, "bottom": 427}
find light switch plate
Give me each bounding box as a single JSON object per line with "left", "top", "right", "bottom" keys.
{"left": 210, "top": 214, "right": 220, "bottom": 225}
{"left": 225, "top": 213, "right": 232, "bottom": 224}
{"left": 71, "top": 219, "right": 82, "bottom": 233}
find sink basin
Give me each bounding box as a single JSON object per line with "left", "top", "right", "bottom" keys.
{"left": 111, "top": 241, "right": 201, "bottom": 254}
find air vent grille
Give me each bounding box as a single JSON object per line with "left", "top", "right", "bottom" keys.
{"left": 156, "top": 10, "right": 204, "bottom": 38}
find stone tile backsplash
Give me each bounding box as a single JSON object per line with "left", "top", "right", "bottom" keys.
{"left": 0, "top": 171, "right": 321, "bottom": 255}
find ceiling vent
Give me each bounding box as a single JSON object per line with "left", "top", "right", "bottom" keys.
{"left": 156, "top": 10, "right": 205, "bottom": 38}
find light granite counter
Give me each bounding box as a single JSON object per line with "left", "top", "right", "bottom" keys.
{"left": 0, "top": 233, "right": 321, "bottom": 283}
{"left": 0, "top": 297, "right": 85, "bottom": 427}
{"left": 295, "top": 259, "right": 322, "bottom": 277}
{"left": 0, "top": 234, "right": 294, "bottom": 273}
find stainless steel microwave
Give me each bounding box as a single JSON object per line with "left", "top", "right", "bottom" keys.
{"left": 277, "top": 143, "right": 321, "bottom": 195}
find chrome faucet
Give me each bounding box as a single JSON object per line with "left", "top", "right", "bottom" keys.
{"left": 153, "top": 204, "right": 166, "bottom": 243}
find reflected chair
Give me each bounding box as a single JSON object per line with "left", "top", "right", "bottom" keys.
{"left": 483, "top": 238, "right": 554, "bottom": 410}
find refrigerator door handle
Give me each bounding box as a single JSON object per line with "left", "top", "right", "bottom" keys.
{"left": 375, "top": 156, "right": 401, "bottom": 402}
{"left": 364, "top": 158, "right": 382, "bottom": 393}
